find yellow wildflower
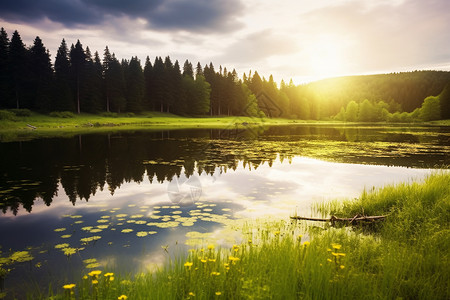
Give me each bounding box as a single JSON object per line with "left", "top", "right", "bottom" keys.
{"left": 331, "top": 252, "right": 339, "bottom": 257}
{"left": 104, "top": 272, "right": 114, "bottom": 277}
{"left": 184, "top": 261, "right": 193, "bottom": 268}
{"left": 92, "top": 279, "right": 98, "bottom": 285}
{"left": 82, "top": 275, "right": 88, "bottom": 280}
{"left": 118, "top": 295, "right": 128, "bottom": 300}
{"left": 201, "top": 259, "right": 207, "bottom": 263}
{"left": 327, "top": 258, "right": 332, "bottom": 262}
{"left": 274, "top": 231, "right": 280, "bottom": 235}
{"left": 303, "top": 241, "right": 310, "bottom": 246}
{"left": 338, "top": 253, "right": 346, "bottom": 257}
{"left": 189, "top": 292, "right": 195, "bottom": 296}
{"left": 88, "top": 270, "right": 102, "bottom": 277}
{"left": 210, "top": 271, "right": 220, "bottom": 276}
{"left": 63, "top": 284, "right": 76, "bottom": 289}
{"left": 340, "top": 265, "right": 345, "bottom": 269}
{"left": 215, "top": 291, "right": 222, "bottom": 296}
{"left": 228, "top": 256, "right": 240, "bottom": 262}
{"left": 332, "top": 244, "right": 342, "bottom": 250}
{"left": 208, "top": 258, "right": 216, "bottom": 263}
{"left": 207, "top": 244, "right": 215, "bottom": 250}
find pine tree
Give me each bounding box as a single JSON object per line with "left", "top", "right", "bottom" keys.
{"left": 195, "top": 62, "right": 203, "bottom": 78}
{"left": 29, "top": 36, "right": 53, "bottom": 110}
{"left": 163, "top": 56, "right": 175, "bottom": 112}
{"left": 9, "top": 30, "right": 29, "bottom": 109}
{"left": 106, "top": 53, "right": 126, "bottom": 113}
{"left": 0, "top": 28, "right": 11, "bottom": 108}
{"left": 193, "top": 75, "right": 210, "bottom": 114}
{"left": 183, "top": 59, "right": 194, "bottom": 78}
{"left": 102, "top": 46, "right": 113, "bottom": 112}
{"left": 54, "top": 39, "right": 74, "bottom": 111}
{"left": 83, "top": 48, "right": 103, "bottom": 112}
{"left": 126, "top": 56, "right": 144, "bottom": 112}
{"left": 70, "top": 40, "right": 86, "bottom": 114}
{"left": 152, "top": 57, "right": 165, "bottom": 112}
{"left": 171, "top": 60, "right": 183, "bottom": 114}
{"left": 143, "top": 56, "right": 153, "bottom": 110}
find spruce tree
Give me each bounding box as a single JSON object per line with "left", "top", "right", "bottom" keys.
{"left": 152, "top": 57, "right": 165, "bottom": 112}
{"left": 171, "top": 60, "right": 183, "bottom": 114}
{"left": 163, "top": 56, "right": 174, "bottom": 112}
{"left": 70, "top": 40, "right": 86, "bottom": 113}
{"left": 83, "top": 48, "right": 103, "bottom": 112}
{"left": 195, "top": 62, "right": 203, "bottom": 77}
{"left": 54, "top": 39, "right": 74, "bottom": 111}
{"left": 126, "top": 56, "right": 144, "bottom": 112}
{"left": 143, "top": 56, "right": 153, "bottom": 110}
{"left": 0, "top": 28, "right": 11, "bottom": 108}
{"left": 9, "top": 30, "right": 29, "bottom": 109}
{"left": 102, "top": 46, "right": 113, "bottom": 112}
{"left": 30, "top": 36, "right": 53, "bottom": 110}
{"left": 183, "top": 59, "right": 194, "bottom": 78}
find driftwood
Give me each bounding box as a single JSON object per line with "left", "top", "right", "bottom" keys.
{"left": 26, "top": 124, "right": 37, "bottom": 130}
{"left": 290, "top": 214, "right": 387, "bottom": 225}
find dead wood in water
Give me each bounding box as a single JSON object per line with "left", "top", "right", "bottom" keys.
{"left": 290, "top": 214, "right": 387, "bottom": 225}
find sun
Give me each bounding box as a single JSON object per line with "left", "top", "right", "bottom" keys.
{"left": 307, "top": 35, "right": 346, "bottom": 80}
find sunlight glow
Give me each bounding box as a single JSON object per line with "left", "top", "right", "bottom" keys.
{"left": 306, "top": 35, "right": 346, "bottom": 79}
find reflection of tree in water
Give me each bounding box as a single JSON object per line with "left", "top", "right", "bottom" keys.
{"left": 0, "top": 126, "right": 448, "bottom": 214}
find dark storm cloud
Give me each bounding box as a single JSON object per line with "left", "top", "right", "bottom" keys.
{"left": 0, "top": 0, "right": 243, "bottom": 32}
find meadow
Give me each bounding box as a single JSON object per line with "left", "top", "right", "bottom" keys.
{"left": 17, "top": 172, "right": 448, "bottom": 300}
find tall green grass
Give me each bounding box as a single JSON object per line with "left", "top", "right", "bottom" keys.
{"left": 24, "top": 172, "right": 450, "bottom": 299}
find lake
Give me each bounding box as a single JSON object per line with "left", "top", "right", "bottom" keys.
{"left": 0, "top": 124, "right": 449, "bottom": 297}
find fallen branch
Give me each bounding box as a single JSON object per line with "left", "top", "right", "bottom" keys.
{"left": 290, "top": 214, "right": 387, "bottom": 225}
{"left": 26, "top": 124, "right": 37, "bottom": 130}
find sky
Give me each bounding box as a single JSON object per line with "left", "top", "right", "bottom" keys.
{"left": 1, "top": 0, "right": 449, "bottom": 84}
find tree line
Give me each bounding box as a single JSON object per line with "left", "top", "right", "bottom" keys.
{"left": 1, "top": 28, "right": 449, "bottom": 120}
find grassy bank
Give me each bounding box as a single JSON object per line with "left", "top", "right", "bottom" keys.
{"left": 26, "top": 172, "right": 448, "bottom": 300}
{"left": 0, "top": 111, "right": 304, "bottom": 142}
{"left": 1, "top": 110, "right": 448, "bottom": 142}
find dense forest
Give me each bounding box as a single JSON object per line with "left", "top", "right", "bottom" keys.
{"left": 1, "top": 28, "right": 449, "bottom": 120}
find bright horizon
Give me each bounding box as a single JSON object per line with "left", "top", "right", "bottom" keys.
{"left": 1, "top": 0, "right": 449, "bottom": 84}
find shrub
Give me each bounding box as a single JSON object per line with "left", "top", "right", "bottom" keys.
{"left": 8, "top": 109, "right": 32, "bottom": 117}
{"left": 0, "top": 110, "right": 18, "bottom": 121}
{"left": 100, "top": 112, "right": 118, "bottom": 118}
{"left": 126, "top": 112, "right": 135, "bottom": 117}
{"left": 49, "top": 111, "right": 75, "bottom": 118}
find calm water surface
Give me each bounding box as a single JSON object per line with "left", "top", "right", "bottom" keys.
{"left": 0, "top": 125, "right": 449, "bottom": 297}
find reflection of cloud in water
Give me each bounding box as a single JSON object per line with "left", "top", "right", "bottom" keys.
{"left": 202, "top": 156, "right": 433, "bottom": 218}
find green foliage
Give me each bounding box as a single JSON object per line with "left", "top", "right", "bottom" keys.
{"left": 49, "top": 111, "right": 75, "bottom": 118}
{"left": 0, "top": 110, "right": 17, "bottom": 121}
{"left": 419, "top": 96, "right": 441, "bottom": 121}
{"left": 344, "top": 101, "right": 358, "bottom": 121}
{"left": 8, "top": 108, "right": 31, "bottom": 117}
{"left": 100, "top": 112, "right": 118, "bottom": 118}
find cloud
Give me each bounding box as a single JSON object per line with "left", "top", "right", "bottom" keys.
{"left": 0, "top": 0, "right": 243, "bottom": 33}
{"left": 299, "top": 0, "right": 450, "bottom": 72}
{"left": 216, "top": 30, "right": 300, "bottom": 67}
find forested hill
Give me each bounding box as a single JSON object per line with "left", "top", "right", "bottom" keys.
{"left": 0, "top": 28, "right": 449, "bottom": 121}
{"left": 300, "top": 71, "right": 450, "bottom": 115}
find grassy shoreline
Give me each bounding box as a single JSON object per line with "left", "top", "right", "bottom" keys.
{"left": 21, "top": 172, "right": 448, "bottom": 300}
{"left": 1, "top": 111, "right": 449, "bottom": 142}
